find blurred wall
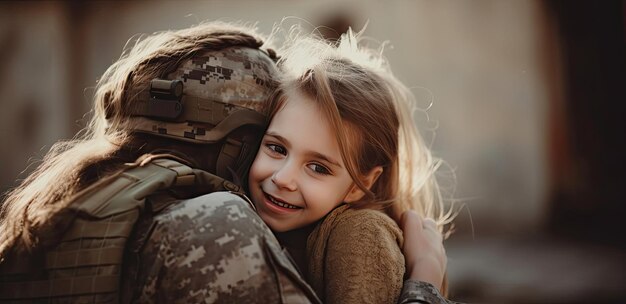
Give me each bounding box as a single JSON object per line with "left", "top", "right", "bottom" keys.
{"left": 1, "top": 2, "right": 70, "bottom": 192}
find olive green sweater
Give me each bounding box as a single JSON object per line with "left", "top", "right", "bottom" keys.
{"left": 306, "top": 204, "right": 405, "bottom": 304}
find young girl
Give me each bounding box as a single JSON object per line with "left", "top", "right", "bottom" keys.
{"left": 247, "top": 29, "right": 453, "bottom": 303}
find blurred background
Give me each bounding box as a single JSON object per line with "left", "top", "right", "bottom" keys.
{"left": 0, "top": 1, "right": 624, "bottom": 303}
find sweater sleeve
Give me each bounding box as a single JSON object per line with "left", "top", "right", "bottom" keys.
{"left": 323, "top": 209, "right": 405, "bottom": 304}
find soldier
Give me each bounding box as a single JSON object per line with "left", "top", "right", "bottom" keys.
{"left": 0, "top": 21, "right": 317, "bottom": 303}
{"left": 0, "top": 22, "right": 453, "bottom": 303}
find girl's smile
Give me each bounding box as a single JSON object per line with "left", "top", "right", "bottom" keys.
{"left": 263, "top": 191, "right": 303, "bottom": 212}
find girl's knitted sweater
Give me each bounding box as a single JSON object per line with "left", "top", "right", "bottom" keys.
{"left": 306, "top": 204, "right": 405, "bottom": 304}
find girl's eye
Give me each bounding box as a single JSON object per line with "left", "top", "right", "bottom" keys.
{"left": 308, "top": 163, "right": 331, "bottom": 176}
{"left": 265, "top": 143, "right": 287, "bottom": 156}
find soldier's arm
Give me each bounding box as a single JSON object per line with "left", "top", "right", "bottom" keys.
{"left": 131, "top": 192, "right": 321, "bottom": 303}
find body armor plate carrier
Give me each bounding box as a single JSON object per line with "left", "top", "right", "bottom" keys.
{"left": 0, "top": 154, "right": 247, "bottom": 303}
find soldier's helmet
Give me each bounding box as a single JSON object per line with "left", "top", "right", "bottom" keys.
{"left": 125, "top": 46, "right": 279, "bottom": 182}
{"left": 128, "top": 47, "right": 277, "bottom": 143}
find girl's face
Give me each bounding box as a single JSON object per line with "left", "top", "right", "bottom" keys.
{"left": 248, "top": 92, "right": 356, "bottom": 232}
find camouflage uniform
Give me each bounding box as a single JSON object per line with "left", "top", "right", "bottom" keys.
{"left": 399, "top": 280, "right": 462, "bottom": 304}
{"left": 122, "top": 192, "right": 320, "bottom": 303}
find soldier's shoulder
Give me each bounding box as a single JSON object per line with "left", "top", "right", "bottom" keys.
{"left": 153, "top": 191, "right": 266, "bottom": 241}
{"left": 159, "top": 191, "right": 253, "bottom": 218}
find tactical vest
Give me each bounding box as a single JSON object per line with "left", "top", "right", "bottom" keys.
{"left": 0, "top": 154, "right": 245, "bottom": 303}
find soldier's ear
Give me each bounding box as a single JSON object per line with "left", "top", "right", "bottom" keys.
{"left": 343, "top": 166, "right": 383, "bottom": 203}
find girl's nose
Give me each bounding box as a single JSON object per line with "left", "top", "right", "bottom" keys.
{"left": 271, "top": 162, "right": 297, "bottom": 191}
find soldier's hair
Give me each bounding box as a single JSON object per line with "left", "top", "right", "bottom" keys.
{"left": 0, "top": 21, "right": 274, "bottom": 255}
{"left": 269, "top": 29, "right": 456, "bottom": 235}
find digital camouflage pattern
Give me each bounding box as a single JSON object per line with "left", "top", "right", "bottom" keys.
{"left": 170, "top": 47, "right": 276, "bottom": 111}
{"left": 130, "top": 47, "right": 278, "bottom": 144}
{"left": 130, "top": 116, "right": 254, "bottom": 144}
{"left": 398, "top": 280, "right": 461, "bottom": 304}
{"left": 127, "top": 192, "right": 321, "bottom": 303}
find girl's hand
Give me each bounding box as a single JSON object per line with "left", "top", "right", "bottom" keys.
{"left": 400, "top": 210, "right": 447, "bottom": 290}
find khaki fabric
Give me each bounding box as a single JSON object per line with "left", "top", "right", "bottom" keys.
{"left": 307, "top": 204, "right": 406, "bottom": 304}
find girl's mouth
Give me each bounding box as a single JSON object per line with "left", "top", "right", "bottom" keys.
{"left": 263, "top": 192, "right": 303, "bottom": 211}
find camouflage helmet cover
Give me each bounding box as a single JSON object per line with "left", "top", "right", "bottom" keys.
{"left": 129, "top": 47, "right": 278, "bottom": 144}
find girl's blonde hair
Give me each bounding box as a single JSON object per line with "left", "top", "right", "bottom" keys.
{"left": 270, "top": 29, "right": 455, "bottom": 231}
{"left": 0, "top": 22, "right": 273, "bottom": 256}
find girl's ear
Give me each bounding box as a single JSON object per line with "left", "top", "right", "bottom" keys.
{"left": 344, "top": 166, "right": 383, "bottom": 203}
